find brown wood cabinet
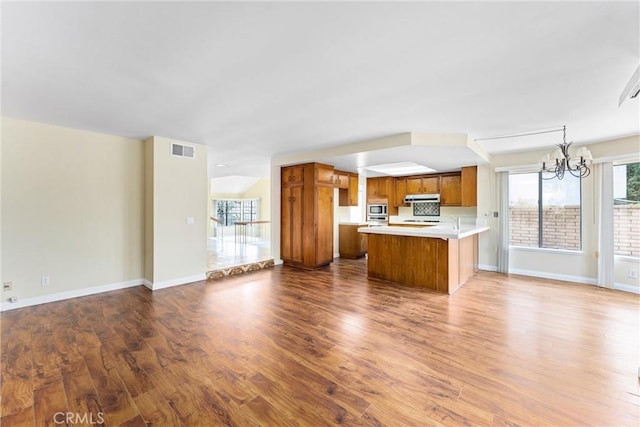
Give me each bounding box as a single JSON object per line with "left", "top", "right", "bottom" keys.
{"left": 407, "top": 176, "right": 439, "bottom": 194}
{"left": 335, "top": 170, "right": 359, "bottom": 206}
{"left": 366, "top": 232, "right": 479, "bottom": 294}
{"left": 393, "top": 166, "right": 477, "bottom": 208}
{"left": 366, "top": 177, "right": 392, "bottom": 201}
{"left": 461, "top": 166, "right": 477, "bottom": 207}
{"left": 440, "top": 174, "right": 462, "bottom": 206}
{"left": 338, "top": 224, "right": 367, "bottom": 259}
{"left": 394, "top": 178, "right": 407, "bottom": 207}
{"left": 334, "top": 170, "right": 350, "bottom": 189}
{"left": 440, "top": 166, "right": 477, "bottom": 207}
{"left": 367, "top": 176, "right": 397, "bottom": 215}
{"left": 282, "top": 165, "right": 304, "bottom": 186}
{"left": 395, "top": 175, "right": 440, "bottom": 206}
{"left": 281, "top": 163, "right": 334, "bottom": 269}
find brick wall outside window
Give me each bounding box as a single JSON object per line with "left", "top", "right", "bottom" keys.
{"left": 613, "top": 204, "right": 640, "bottom": 257}
{"left": 509, "top": 205, "right": 640, "bottom": 256}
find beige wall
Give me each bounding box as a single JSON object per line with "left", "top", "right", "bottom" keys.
{"left": 146, "top": 136, "right": 208, "bottom": 287}
{"left": 144, "top": 140, "right": 154, "bottom": 282}
{"left": 476, "top": 164, "right": 499, "bottom": 268}
{"left": 242, "top": 178, "right": 271, "bottom": 221}
{"left": 1, "top": 118, "right": 145, "bottom": 305}
{"left": 0, "top": 119, "right": 3, "bottom": 303}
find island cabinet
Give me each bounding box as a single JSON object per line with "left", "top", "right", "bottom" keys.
{"left": 281, "top": 162, "right": 334, "bottom": 269}
{"left": 362, "top": 230, "right": 481, "bottom": 294}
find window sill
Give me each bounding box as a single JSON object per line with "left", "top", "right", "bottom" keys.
{"left": 509, "top": 246, "right": 584, "bottom": 256}
{"left": 615, "top": 255, "right": 640, "bottom": 263}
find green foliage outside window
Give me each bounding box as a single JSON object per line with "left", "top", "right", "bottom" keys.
{"left": 626, "top": 163, "right": 640, "bottom": 203}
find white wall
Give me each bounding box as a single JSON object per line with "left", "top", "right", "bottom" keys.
{"left": 1, "top": 118, "right": 145, "bottom": 308}
{"left": 145, "top": 136, "right": 208, "bottom": 288}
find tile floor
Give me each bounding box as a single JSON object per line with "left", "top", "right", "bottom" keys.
{"left": 207, "top": 236, "right": 272, "bottom": 271}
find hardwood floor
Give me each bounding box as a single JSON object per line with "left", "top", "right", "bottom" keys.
{"left": 1, "top": 259, "right": 639, "bottom": 426}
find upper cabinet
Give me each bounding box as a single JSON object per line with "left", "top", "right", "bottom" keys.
{"left": 407, "top": 176, "right": 439, "bottom": 194}
{"left": 367, "top": 176, "right": 397, "bottom": 215}
{"left": 367, "top": 176, "right": 393, "bottom": 201}
{"left": 334, "top": 170, "right": 350, "bottom": 189}
{"left": 316, "top": 163, "right": 336, "bottom": 185}
{"left": 335, "top": 170, "right": 359, "bottom": 206}
{"left": 461, "top": 166, "right": 477, "bottom": 207}
{"left": 440, "top": 174, "right": 462, "bottom": 206}
{"left": 282, "top": 165, "right": 305, "bottom": 186}
{"left": 392, "top": 166, "right": 478, "bottom": 208}
{"left": 396, "top": 175, "right": 440, "bottom": 207}
{"left": 394, "top": 178, "right": 407, "bottom": 207}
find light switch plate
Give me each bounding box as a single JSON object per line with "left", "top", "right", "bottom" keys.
{"left": 186, "top": 216, "right": 195, "bottom": 225}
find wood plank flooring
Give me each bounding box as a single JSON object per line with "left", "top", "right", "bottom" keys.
{"left": 1, "top": 259, "right": 639, "bottom": 426}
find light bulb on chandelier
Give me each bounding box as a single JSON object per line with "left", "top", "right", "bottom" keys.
{"left": 540, "top": 126, "right": 592, "bottom": 180}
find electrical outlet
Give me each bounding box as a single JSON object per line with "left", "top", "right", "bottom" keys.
{"left": 3, "top": 282, "right": 12, "bottom": 292}
{"left": 628, "top": 269, "right": 638, "bottom": 279}
{"left": 41, "top": 276, "right": 50, "bottom": 286}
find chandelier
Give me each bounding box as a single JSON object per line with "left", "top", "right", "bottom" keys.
{"left": 540, "top": 126, "right": 592, "bottom": 180}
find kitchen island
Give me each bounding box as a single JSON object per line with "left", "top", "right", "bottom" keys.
{"left": 358, "top": 223, "right": 489, "bottom": 294}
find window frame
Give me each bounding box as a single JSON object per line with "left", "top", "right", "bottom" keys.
{"left": 212, "top": 198, "right": 260, "bottom": 226}
{"left": 509, "top": 171, "right": 583, "bottom": 253}
{"left": 613, "top": 161, "right": 640, "bottom": 260}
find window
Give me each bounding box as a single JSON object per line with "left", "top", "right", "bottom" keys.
{"left": 613, "top": 162, "right": 640, "bottom": 258}
{"left": 509, "top": 172, "right": 582, "bottom": 251}
{"left": 213, "top": 199, "right": 259, "bottom": 226}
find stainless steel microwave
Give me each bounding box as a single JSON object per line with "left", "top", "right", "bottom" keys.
{"left": 367, "top": 203, "right": 388, "bottom": 218}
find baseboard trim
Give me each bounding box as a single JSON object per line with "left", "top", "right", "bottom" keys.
{"left": 147, "top": 274, "right": 207, "bottom": 290}
{"left": 0, "top": 278, "right": 144, "bottom": 312}
{"left": 478, "top": 264, "right": 498, "bottom": 272}
{"left": 614, "top": 282, "right": 640, "bottom": 294}
{"left": 508, "top": 268, "right": 597, "bottom": 286}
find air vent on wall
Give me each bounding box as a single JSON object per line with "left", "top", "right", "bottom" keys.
{"left": 171, "top": 143, "right": 195, "bottom": 159}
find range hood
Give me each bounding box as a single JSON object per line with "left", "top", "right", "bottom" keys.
{"left": 404, "top": 194, "right": 440, "bottom": 203}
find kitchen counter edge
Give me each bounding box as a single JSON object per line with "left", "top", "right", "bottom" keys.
{"left": 358, "top": 225, "right": 490, "bottom": 240}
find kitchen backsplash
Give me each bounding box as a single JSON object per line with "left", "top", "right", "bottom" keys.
{"left": 397, "top": 206, "right": 477, "bottom": 217}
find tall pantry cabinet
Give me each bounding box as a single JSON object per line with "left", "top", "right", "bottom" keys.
{"left": 281, "top": 162, "right": 335, "bottom": 269}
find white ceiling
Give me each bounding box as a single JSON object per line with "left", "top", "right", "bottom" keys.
{"left": 2, "top": 1, "right": 639, "bottom": 178}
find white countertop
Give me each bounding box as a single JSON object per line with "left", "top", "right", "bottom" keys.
{"left": 389, "top": 215, "right": 443, "bottom": 224}
{"left": 358, "top": 224, "right": 489, "bottom": 240}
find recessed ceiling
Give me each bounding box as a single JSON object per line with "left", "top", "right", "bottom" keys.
{"left": 2, "top": 2, "right": 638, "bottom": 179}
